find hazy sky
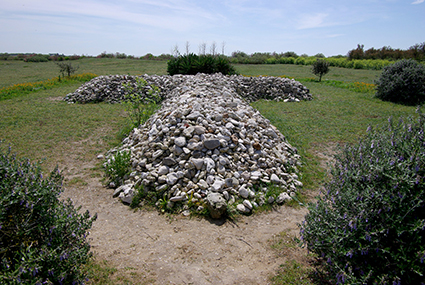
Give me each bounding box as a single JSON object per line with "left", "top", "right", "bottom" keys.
{"left": 1, "top": 0, "right": 424, "bottom": 57}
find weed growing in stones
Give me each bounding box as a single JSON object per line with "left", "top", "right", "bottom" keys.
{"left": 122, "top": 77, "right": 161, "bottom": 129}
{"left": 104, "top": 150, "right": 131, "bottom": 188}
{"left": 299, "top": 109, "right": 425, "bottom": 284}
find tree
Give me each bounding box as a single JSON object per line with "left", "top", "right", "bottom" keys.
{"left": 311, "top": 59, "right": 330, "bottom": 82}
{"left": 55, "top": 61, "right": 79, "bottom": 77}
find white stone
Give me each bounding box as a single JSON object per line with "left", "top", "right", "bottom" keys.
{"left": 204, "top": 158, "right": 215, "bottom": 173}
{"left": 243, "top": 199, "right": 253, "bottom": 210}
{"left": 212, "top": 179, "right": 225, "bottom": 192}
{"left": 166, "top": 173, "right": 179, "bottom": 185}
{"left": 276, "top": 192, "right": 291, "bottom": 204}
{"left": 158, "top": 165, "right": 169, "bottom": 175}
{"left": 239, "top": 186, "right": 249, "bottom": 198}
{"left": 191, "top": 158, "right": 204, "bottom": 170}
{"left": 236, "top": 204, "right": 246, "bottom": 213}
{"left": 270, "top": 173, "right": 281, "bottom": 184}
{"left": 174, "top": 137, "right": 186, "bottom": 147}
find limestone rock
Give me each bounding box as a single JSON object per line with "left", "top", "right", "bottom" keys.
{"left": 206, "top": 193, "right": 227, "bottom": 219}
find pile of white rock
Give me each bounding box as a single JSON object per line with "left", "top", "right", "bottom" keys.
{"left": 101, "top": 73, "right": 304, "bottom": 218}
{"left": 64, "top": 73, "right": 312, "bottom": 104}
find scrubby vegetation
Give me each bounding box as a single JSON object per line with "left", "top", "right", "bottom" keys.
{"left": 375, "top": 59, "right": 425, "bottom": 105}
{"left": 348, "top": 43, "right": 425, "bottom": 61}
{"left": 167, "top": 53, "right": 237, "bottom": 75}
{"left": 299, "top": 111, "right": 425, "bottom": 284}
{"left": 0, "top": 143, "right": 97, "bottom": 284}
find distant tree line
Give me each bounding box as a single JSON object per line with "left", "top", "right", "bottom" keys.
{"left": 348, "top": 43, "right": 425, "bottom": 61}
{"left": 1, "top": 41, "right": 424, "bottom": 65}
{"left": 0, "top": 53, "right": 83, "bottom": 62}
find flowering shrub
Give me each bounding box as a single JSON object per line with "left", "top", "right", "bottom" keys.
{"left": 375, "top": 59, "right": 425, "bottom": 105}
{"left": 299, "top": 110, "right": 425, "bottom": 284}
{"left": 0, "top": 143, "right": 97, "bottom": 284}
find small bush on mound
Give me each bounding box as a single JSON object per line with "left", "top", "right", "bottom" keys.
{"left": 375, "top": 59, "right": 425, "bottom": 105}
{"left": 0, "top": 143, "right": 97, "bottom": 284}
{"left": 299, "top": 111, "right": 425, "bottom": 284}
{"left": 167, "top": 54, "right": 238, "bottom": 76}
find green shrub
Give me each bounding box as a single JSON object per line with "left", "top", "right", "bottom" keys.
{"left": 0, "top": 143, "right": 97, "bottom": 284}
{"left": 265, "top": 57, "right": 277, "bottom": 64}
{"left": 295, "top": 57, "right": 306, "bottom": 65}
{"left": 311, "top": 59, "right": 330, "bottom": 82}
{"left": 375, "top": 59, "right": 425, "bottom": 105}
{"left": 353, "top": 60, "right": 365, "bottom": 69}
{"left": 299, "top": 112, "right": 425, "bottom": 284}
{"left": 278, "top": 57, "right": 296, "bottom": 64}
{"left": 167, "top": 54, "right": 237, "bottom": 75}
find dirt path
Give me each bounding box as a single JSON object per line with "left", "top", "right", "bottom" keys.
{"left": 58, "top": 141, "right": 331, "bottom": 284}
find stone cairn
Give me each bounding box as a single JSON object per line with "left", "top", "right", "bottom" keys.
{"left": 65, "top": 73, "right": 311, "bottom": 218}
{"left": 64, "top": 73, "right": 312, "bottom": 104}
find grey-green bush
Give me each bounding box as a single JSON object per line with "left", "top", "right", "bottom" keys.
{"left": 299, "top": 111, "right": 425, "bottom": 284}
{"left": 375, "top": 59, "right": 425, "bottom": 105}
{"left": 0, "top": 143, "right": 97, "bottom": 284}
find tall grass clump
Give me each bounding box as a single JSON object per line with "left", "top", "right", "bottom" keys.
{"left": 299, "top": 110, "right": 425, "bottom": 284}
{"left": 375, "top": 59, "right": 425, "bottom": 105}
{"left": 0, "top": 143, "right": 97, "bottom": 284}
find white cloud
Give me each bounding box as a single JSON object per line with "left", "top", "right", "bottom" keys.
{"left": 325, "top": 34, "right": 344, "bottom": 38}
{"left": 411, "top": 0, "right": 424, "bottom": 4}
{"left": 297, "top": 13, "right": 329, "bottom": 29}
{"left": 2, "top": 0, "right": 224, "bottom": 32}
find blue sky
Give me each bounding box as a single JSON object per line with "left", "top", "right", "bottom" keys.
{"left": 1, "top": 0, "right": 424, "bottom": 57}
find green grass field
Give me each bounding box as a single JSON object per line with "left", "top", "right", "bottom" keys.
{"left": 0, "top": 59, "right": 418, "bottom": 284}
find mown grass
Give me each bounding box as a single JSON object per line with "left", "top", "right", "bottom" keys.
{"left": 0, "top": 59, "right": 419, "bottom": 284}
